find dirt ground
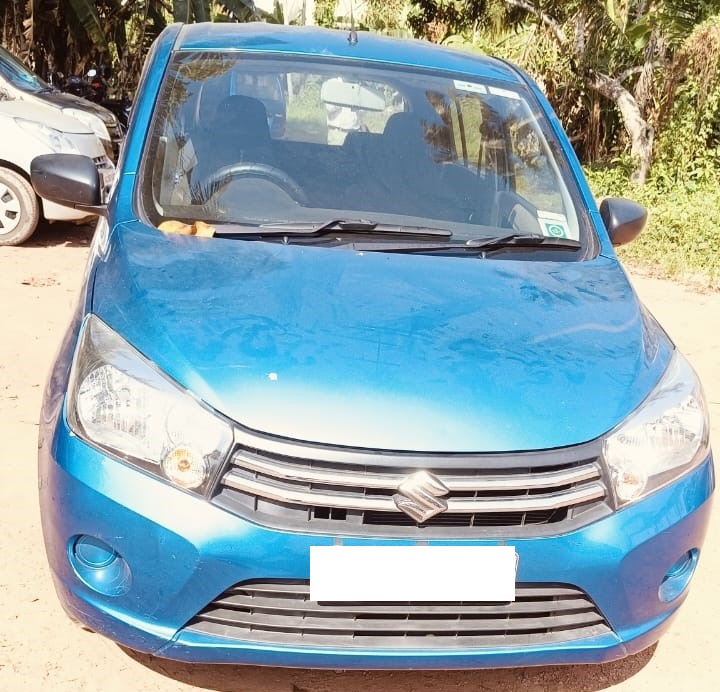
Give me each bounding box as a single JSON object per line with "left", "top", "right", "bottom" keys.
{"left": 1, "top": 221, "right": 718, "bottom": 692}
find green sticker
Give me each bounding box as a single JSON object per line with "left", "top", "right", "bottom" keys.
{"left": 541, "top": 220, "right": 569, "bottom": 238}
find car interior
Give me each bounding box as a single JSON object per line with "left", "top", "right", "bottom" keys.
{"left": 146, "top": 58, "right": 579, "bottom": 244}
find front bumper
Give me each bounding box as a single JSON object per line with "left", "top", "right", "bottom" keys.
{"left": 39, "top": 420, "right": 714, "bottom": 668}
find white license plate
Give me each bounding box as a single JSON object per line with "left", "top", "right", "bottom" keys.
{"left": 310, "top": 545, "right": 516, "bottom": 602}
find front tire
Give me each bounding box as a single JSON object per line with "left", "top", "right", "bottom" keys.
{"left": 0, "top": 168, "right": 40, "bottom": 246}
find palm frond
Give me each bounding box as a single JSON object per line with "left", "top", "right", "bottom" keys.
{"left": 66, "top": 0, "right": 109, "bottom": 52}
{"left": 217, "top": 1, "right": 259, "bottom": 22}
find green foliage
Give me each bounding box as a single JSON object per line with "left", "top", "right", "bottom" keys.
{"left": 586, "top": 163, "right": 720, "bottom": 287}
{"left": 314, "top": 0, "right": 338, "bottom": 27}
{"left": 66, "top": 0, "right": 108, "bottom": 54}
{"left": 174, "top": 0, "right": 206, "bottom": 23}
{"left": 215, "top": 2, "right": 258, "bottom": 22}
{"left": 407, "top": 0, "right": 487, "bottom": 43}
{"left": 114, "top": 2, "right": 169, "bottom": 96}
{"left": 364, "top": 0, "right": 409, "bottom": 34}
{"left": 653, "top": 17, "right": 720, "bottom": 188}
{"left": 428, "top": 3, "right": 720, "bottom": 187}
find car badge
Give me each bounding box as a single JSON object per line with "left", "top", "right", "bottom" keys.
{"left": 393, "top": 471, "right": 449, "bottom": 523}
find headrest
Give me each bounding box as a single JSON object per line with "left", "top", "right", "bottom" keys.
{"left": 215, "top": 95, "right": 271, "bottom": 142}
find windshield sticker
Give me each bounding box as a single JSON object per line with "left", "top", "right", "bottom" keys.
{"left": 453, "top": 80, "right": 487, "bottom": 94}
{"left": 537, "top": 212, "right": 570, "bottom": 238}
{"left": 488, "top": 86, "right": 521, "bottom": 100}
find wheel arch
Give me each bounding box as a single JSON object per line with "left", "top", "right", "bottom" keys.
{"left": 0, "top": 158, "right": 31, "bottom": 181}
{"left": 0, "top": 161, "right": 43, "bottom": 245}
{"left": 0, "top": 158, "right": 54, "bottom": 221}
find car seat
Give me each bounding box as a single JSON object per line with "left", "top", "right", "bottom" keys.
{"left": 192, "top": 95, "right": 274, "bottom": 189}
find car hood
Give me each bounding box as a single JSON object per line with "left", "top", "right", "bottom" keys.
{"left": 91, "top": 224, "right": 673, "bottom": 452}
{"left": 0, "top": 99, "right": 93, "bottom": 134}
{"left": 34, "top": 89, "right": 118, "bottom": 125}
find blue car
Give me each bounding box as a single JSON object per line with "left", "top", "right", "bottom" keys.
{"left": 31, "top": 23, "right": 713, "bottom": 668}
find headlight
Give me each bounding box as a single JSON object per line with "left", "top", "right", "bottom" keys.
{"left": 14, "top": 118, "right": 79, "bottom": 153}
{"left": 62, "top": 107, "right": 110, "bottom": 142}
{"left": 67, "top": 315, "right": 234, "bottom": 494}
{"left": 603, "top": 350, "right": 710, "bottom": 508}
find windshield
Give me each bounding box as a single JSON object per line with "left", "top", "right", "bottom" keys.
{"left": 140, "top": 52, "right": 588, "bottom": 248}
{"left": 0, "top": 46, "right": 48, "bottom": 93}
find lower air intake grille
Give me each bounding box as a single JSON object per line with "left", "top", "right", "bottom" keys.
{"left": 186, "top": 580, "right": 611, "bottom": 648}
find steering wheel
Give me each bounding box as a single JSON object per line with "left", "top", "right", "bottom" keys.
{"left": 194, "top": 162, "right": 308, "bottom": 205}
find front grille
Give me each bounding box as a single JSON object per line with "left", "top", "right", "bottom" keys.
{"left": 186, "top": 580, "right": 611, "bottom": 648}
{"left": 212, "top": 428, "right": 610, "bottom": 536}
{"left": 105, "top": 121, "right": 123, "bottom": 162}
{"left": 93, "top": 155, "right": 113, "bottom": 169}
{"left": 93, "top": 156, "right": 114, "bottom": 201}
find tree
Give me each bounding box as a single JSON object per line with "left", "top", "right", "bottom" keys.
{"left": 408, "top": 0, "right": 720, "bottom": 183}
{"left": 364, "top": 0, "right": 408, "bottom": 34}
{"left": 654, "top": 16, "right": 720, "bottom": 184}
{"left": 1, "top": 1, "right": 261, "bottom": 95}
{"left": 501, "top": 1, "right": 720, "bottom": 183}
{"left": 408, "top": 1, "right": 488, "bottom": 43}
{"left": 173, "top": 0, "right": 209, "bottom": 23}
{"left": 314, "top": 0, "right": 337, "bottom": 26}
{"left": 3, "top": 1, "right": 163, "bottom": 89}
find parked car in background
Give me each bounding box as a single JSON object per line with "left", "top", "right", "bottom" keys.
{"left": 0, "top": 44, "right": 123, "bottom": 161}
{"left": 0, "top": 100, "right": 114, "bottom": 245}
{"left": 31, "top": 23, "right": 713, "bottom": 668}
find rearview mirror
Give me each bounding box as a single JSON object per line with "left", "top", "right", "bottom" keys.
{"left": 320, "top": 78, "right": 385, "bottom": 111}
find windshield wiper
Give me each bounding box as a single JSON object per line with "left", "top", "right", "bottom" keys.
{"left": 464, "top": 233, "right": 580, "bottom": 250}
{"left": 211, "top": 223, "right": 580, "bottom": 253}
{"left": 340, "top": 234, "right": 581, "bottom": 254}
{"left": 215, "top": 219, "right": 452, "bottom": 238}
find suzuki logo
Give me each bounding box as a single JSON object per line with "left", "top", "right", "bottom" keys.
{"left": 393, "top": 471, "right": 449, "bottom": 523}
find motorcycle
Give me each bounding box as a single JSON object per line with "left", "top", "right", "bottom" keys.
{"left": 49, "top": 66, "right": 132, "bottom": 131}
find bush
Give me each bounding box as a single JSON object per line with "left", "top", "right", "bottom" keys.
{"left": 654, "top": 18, "right": 720, "bottom": 188}
{"left": 585, "top": 164, "right": 720, "bottom": 288}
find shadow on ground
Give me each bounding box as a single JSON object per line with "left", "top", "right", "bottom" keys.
{"left": 21, "top": 220, "right": 95, "bottom": 248}
{"left": 124, "top": 643, "right": 657, "bottom": 692}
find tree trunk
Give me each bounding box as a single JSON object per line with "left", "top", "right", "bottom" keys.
{"left": 502, "top": 0, "right": 655, "bottom": 184}
{"left": 592, "top": 72, "right": 654, "bottom": 185}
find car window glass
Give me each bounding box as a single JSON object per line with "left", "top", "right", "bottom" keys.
{"left": 143, "top": 53, "right": 584, "bottom": 245}
{"left": 0, "top": 46, "right": 46, "bottom": 92}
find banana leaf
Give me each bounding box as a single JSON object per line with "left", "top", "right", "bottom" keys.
{"left": 66, "top": 0, "right": 109, "bottom": 52}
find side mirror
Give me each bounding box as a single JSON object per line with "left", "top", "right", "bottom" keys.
{"left": 30, "top": 154, "right": 107, "bottom": 216}
{"left": 599, "top": 197, "right": 647, "bottom": 246}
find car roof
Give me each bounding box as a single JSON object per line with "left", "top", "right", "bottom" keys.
{"left": 172, "top": 23, "right": 524, "bottom": 86}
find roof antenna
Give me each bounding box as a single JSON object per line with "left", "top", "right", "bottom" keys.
{"left": 348, "top": 2, "right": 358, "bottom": 45}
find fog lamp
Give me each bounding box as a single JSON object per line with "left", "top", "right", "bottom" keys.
{"left": 658, "top": 549, "right": 699, "bottom": 603}
{"left": 69, "top": 535, "right": 131, "bottom": 596}
{"left": 74, "top": 535, "right": 117, "bottom": 568}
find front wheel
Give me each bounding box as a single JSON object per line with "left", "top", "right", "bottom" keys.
{"left": 0, "top": 168, "right": 41, "bottom": 246}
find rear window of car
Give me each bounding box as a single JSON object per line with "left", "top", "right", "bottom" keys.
{"left": 140, "top": 52, "right": 590, "bottom": 248}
